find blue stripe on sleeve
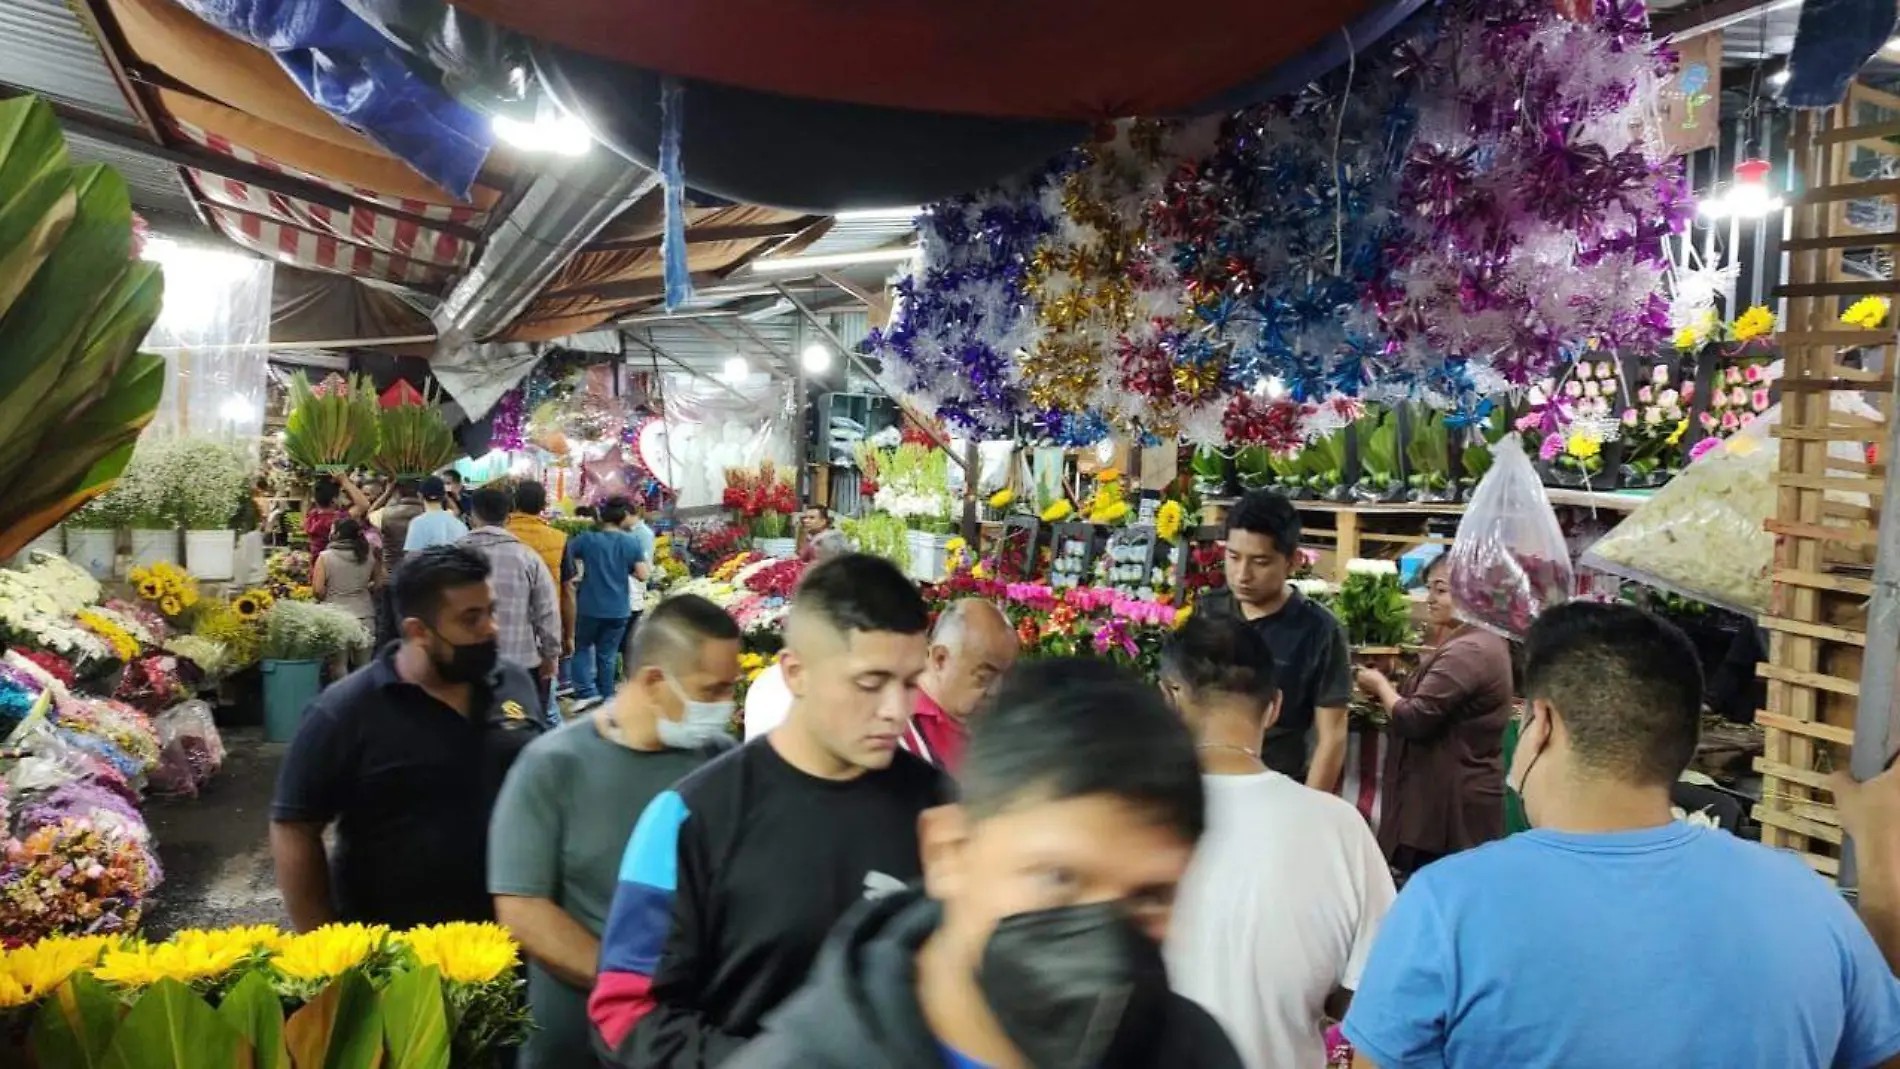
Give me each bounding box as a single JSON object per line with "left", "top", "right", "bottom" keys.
{"left": 618, "top": 789, "right": 688, "bottom": 890}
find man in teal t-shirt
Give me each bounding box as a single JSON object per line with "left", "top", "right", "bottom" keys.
{"left": 561, "top": 497, "right": 649, "bottom": 705}
{"left": 1345, "top": 603, "right": 1900, "bottom": 1069}
{"left": 488, "top": 594, "right": 739, "bottom": 1069}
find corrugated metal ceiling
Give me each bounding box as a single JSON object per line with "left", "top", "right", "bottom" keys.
{"left": 64, "top": 131, "right": 196, "bottom": 218}
{"left": 0, "top": 0, "right": 138, "bottom": 123}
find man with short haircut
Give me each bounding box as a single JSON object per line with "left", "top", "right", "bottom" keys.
{"left": 404, "top": 475, "right": 469, "bottom": 553}
{"left": 727, "top": 658, "right": 1244, "bottom": 1069}
{"left": 564, "top": 497, "right": 650, "bottom": 708}
{"left": 461, "top": 487, "right": 561, "bottom": 715}
{"left": 591, "top": 553, "right": 950, "bottom": 1068}
{"left": 899, "top": 599, "right": 1019, "bottom": 774}
{"left": 799, "top": 505, "right": 849, "bottom": 562}
{"left": 1198, "top": 490, "right": 1351, "bottom": 790}
{"left": 270, "top": 546, "right": 543, "bottom": 930}
{"left": 1161, "top": 614, "right": 1393, "bottom": 1069}
{"left": 490, "top": 594, "right": 741, "bottom": 1069}
{"left": 1345, "top": 602, "right": 1900, "bottom": 1069}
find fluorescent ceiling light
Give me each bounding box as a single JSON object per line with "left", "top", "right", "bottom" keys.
{"left": 834, "top": 207, "right": 921, "bottom": 223}
{"left": 801, "top": 343, "right": 834, "bottom": 374}
{"left": 750, "top": 246, "right": 921, "bottom": 273}
{"left": 722, "top": 356, "right": 750, "bottom": 382}
{"left": 1768, "top": 68, "right": 1790, "bottom": 87}
{"left": 740, "top": 298, "right": 796, "bottom": 322}
{"left": 492, "top": 112, "right": 591, "bottom": 156}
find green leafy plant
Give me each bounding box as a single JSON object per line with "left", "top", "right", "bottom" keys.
{"left": 1303, "top": 428, "right": 1349, "bottom": 494}
{"left": 1334, "top": 562, "right": 1414, "bottom": 647}
{"left": 1189, "top": 447, "right": 1227, "bottom": 491}
{"left": 1356, "top": 408, "right": 1402, "bottom": 491}
{"left": 284, "top": 372, "right": 380, "bottom": 473}
{"left": 1459, "top": 406, "right": 1510, "bottom": 484}
{"left": 1234, "top": 446, "right": 1274, "bottom": 490}
{"left": 375, "top": 387, "right": 459, "bottom": 479}
{"left": 841, "top": 510, "right": 910, "bottom": 570}
{"left": 173, "top": 437, "right": 255, "bottom": 529}
{"left": 1405, "top": 406, "right": 1450, "bottom": 493}
{"left": 261, "top": 599, "right": 369, "bottom": 661}
{"left": 0, "top": 95, "right": 167, "bottom": 560}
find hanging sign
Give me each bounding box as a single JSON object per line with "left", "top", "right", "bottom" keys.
{"left": 1658, "top": 32, "right": 1723, "bottom": 156}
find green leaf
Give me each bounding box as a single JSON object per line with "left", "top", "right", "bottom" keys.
{"left": 217, "top": 971, "right": 286, "bottom": 1069}
{"left": 100, "top": 978, "right": 245, "bottom": 1069}
{"left": 381, "top": 966, "right": 451, "bottom": 1069}
{"left": 0, "top": 170, "right": 76, "bottom": 321}
{"left": 0, "top": 96, "right": 73, "bottom": 195}
{"left": 31, "top": 973, "right": 124, "bottom": 1069}
{"left": 284, "top": 970, "right": 386, "bottom": 1069}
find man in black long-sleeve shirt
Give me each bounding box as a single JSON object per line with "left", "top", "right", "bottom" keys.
{"left": 589, "top": 554, "right": 949, "bottom": 1067}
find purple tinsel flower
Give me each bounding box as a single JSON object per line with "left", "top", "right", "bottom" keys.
{"left": 491, "top": 386, "right": 527, "bottom": 452}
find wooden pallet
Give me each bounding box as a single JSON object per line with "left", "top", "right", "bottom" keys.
{"left": 1755, "top": 88, "right": 1899, "bottom": 878}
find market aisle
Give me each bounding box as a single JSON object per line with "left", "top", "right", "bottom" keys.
{"left": 140, "top": 728, "right": 288, "bottom": 939}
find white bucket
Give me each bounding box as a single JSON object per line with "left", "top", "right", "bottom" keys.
{"left": 67, "top": 529, "right": 116, "bottom": 580}
{"left": 755, "top": 537, "right": 798, "bottom": 560}
{"left": 21, "top": 525, "right": 62, "bottom": 560}
{"left": 905, "top": 530, "right": 952, "bottom": 583}
{"left": 185, "top": 529, "right": 237, "bottom": 581}
{"left": 128, "top": 527, "right": 180, "bottom": 570}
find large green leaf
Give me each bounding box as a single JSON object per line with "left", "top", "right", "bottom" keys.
{"left": 217, "top": 971, "right": 286, "bottom": 1069}
{"left": 0, "top": 96, "right": 72, "bottom": 195}
{"left": 31, "top": 973, "right": 124, "bottom": 1069}
{"left": 284, "top": 970, "right": 386, "bottom": 1069}
{"left": 0, "top": 164, "right": 133, "bottom": 433}
{"left": 0, "top": 170, "right": 76, "bottom": 321}
{"left": 99, "top": 978, "right": 245, "bottom": 1069}
{"left": 381, "top": 966, "right": 450, "bottom": 1069}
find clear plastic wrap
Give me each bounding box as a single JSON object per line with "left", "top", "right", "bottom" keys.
{"left": 148, "top": 700, "right": 226, "bottom": 797}
{"left": 1448, "top": 436, "right": 1574, "bottom": 637}
{"left": 1581, "top": 391, "right": 1879, "bottom": 616}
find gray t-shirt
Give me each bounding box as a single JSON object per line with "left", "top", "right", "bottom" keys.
{"left": 488, "top": 716, "right": 714, "bottom": 1069}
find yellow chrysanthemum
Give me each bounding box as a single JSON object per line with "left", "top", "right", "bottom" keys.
{"left": 1732, "top": 305, "right": 1776, "bottom": 342}
{"left": 1565, "top": 434, "right": 1602, "bottom": 460}
{"left": 1671, "top": 325, "right": 1702, "bottom": 350}
{"left": 1843, "top": 296, "right": 1891, "bottom": 329}
{"left": 1040, "top": 501, "right": 1073, "bottom": 523}
{"left": 273, "top": 924, "right": 389, "bottom": 983}
{"left": 1, "top": 936, "right": 113, "bottom": 1004}
{"left": 987, "top": 488, "right": 1014, "bottom": 509}
{"left": 399, "top": 923, "right": 519, "bottom": 985}
{"left": 971, "top": 562, "right": 991, "bottom": 580}
{"left": 945, "top": 537, "right": 967, "bottom": 554}
{"left": 1155, "top": 501, "right": 1185, "bottom": 542}
{"left": 1664, "top": 419, "right": 1689, "bottom": 447}
{"left": 738, "top": 653, "right": 765, "bottom": 672}
{"left": 93, "top": 938, "right": 251, "bottom": 989}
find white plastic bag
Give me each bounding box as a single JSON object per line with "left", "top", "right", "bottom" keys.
{"left": 1581, "top": 391, "right": 1879, "bottom": 615}
{"left": 1448, "top": 437, "right": 1574, "bottom": 636}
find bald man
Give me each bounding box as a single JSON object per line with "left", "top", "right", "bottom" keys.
{"left": 899, "top": 599, "right": 1020, "bottom": 774}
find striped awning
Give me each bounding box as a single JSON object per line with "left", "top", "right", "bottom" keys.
{"left": 210, "top": 205, "right": 451, "bottom": 288}
{"left": 187, "top": 169, "right": 473, "bottom": 268}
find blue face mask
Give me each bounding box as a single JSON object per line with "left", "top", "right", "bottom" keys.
{"left": 657, "top": 674, "right": 735, "bottom": 750}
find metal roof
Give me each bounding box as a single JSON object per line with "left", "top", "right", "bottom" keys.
{"left": 0, "top": 0, "right": 138, "bottom": 123}
{"left": 64, "top": 130, "right": 197, "bottom": 218}
{"left": 798, "top": 214, "right": 916, "bottom": 259}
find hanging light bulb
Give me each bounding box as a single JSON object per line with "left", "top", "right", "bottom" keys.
{"left": 1698, "top": 158, "right": 1785, "bottom": 220}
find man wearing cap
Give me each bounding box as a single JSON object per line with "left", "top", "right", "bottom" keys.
{"left": 405, "top": 476, "right": 470, "bottom": 554}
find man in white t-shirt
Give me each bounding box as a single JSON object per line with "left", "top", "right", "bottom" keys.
{"left": 1159, "top": 613, "right": 1395, "bottom": 1069}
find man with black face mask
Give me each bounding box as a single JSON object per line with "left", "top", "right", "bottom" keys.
{"left": 270, "top": 545, "right": 544, "bottom": 931}
{"left": 726, "top": 658, "right": 1243, "bottom": 1069}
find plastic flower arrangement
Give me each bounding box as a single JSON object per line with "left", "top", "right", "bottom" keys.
{"left": 1843, "top": 296, "right": 1890, "bottom": 330}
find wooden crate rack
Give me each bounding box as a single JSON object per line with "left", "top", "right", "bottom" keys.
{"left": 1756, "top": 87, "right": 1900, "bottom": 879}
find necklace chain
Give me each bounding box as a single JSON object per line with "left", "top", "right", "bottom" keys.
{"left": 1196, "top": 742, "right": 1261, "bottom": 759}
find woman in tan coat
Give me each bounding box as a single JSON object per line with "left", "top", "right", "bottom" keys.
{"left": 1354, "top": 554, "right": 1515, "bottom": 879}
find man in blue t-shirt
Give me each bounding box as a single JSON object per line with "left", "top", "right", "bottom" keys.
{"left": 562, "top": 497, "right": 649, "bottom": 708}
{"left": 1344, "top": 602, "right": 1900, "bottom": 1069}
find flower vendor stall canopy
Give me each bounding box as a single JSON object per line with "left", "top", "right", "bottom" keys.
{"left": 143, "top": 242, "right": 274, "bottom": 441}
{"left": 655, "top": 373, "right": 794, "bottom": 510}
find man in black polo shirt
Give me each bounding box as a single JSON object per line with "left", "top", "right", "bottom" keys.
{"left": 1197, "top": 490, "right": 1352, "bottom": 791}
{"left": 270, "top": 545, "right": 544, "bottom": 931}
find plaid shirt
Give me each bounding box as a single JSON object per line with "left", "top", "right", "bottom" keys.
{"left": 460, "top": 526, "right": 560, "bottom": 671}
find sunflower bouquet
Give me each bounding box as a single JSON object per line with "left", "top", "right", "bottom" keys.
{"left": 5, "top": 921, "right": 530, "bottom": 1068}
{"left": 128, "top": 561, "right": 199, "bottom": 619}
{"left": 283, "top": 372, "right": 381, "bottom": 473}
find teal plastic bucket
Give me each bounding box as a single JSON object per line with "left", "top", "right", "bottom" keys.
{"left": 262, "top": 659, "right": 323, "bottom": 742}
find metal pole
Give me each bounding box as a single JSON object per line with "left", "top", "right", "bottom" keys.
{"left": 1842, "top": 361, "right": 1900, "bottom": 890}
{"left": 624, "top": 336, "right": 756, "bottom": 406}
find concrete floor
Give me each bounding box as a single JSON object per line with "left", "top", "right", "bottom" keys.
{"left": 140, "top": 728, "right": 288, "bottom": 940}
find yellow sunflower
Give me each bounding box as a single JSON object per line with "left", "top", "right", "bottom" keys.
{"left": 93, "top": 938, "right": 251, "bottom": 989}
{"left": 1, "top": 936, "right": 114, "bottom": 1005}
{"left": 399, "top": 923, "right": 519, "bottom": 986}
{"left": 231, "top": 594, "right": 263, "bottom": 620}
{"left": 1843, "top": 296, "right": 1890, "bottom": 329}
{"left": 1155, "top": 501, "right": 1186, "bottom": 542}
{"left": 273, "top": 924, "right": 389, "bottom": 984}
{"left": 159, "top": 597, "right": 183, "bottom": 617}
{"left": 136, "top": 578, "right": 161, "bottom": 600}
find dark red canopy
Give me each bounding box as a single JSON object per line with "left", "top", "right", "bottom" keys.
{"left": 380, "top": 380, "right": 425, "bottom": 408}
{"left": 446, "top": 1, "right": 1391, "bottom": 119}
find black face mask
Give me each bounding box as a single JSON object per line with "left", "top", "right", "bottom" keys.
{"left": 429, "top": 632, "right": 498, "bottom": 684}
{"left": 975, "top": 901, "right": 1171, "bottom": 1069}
